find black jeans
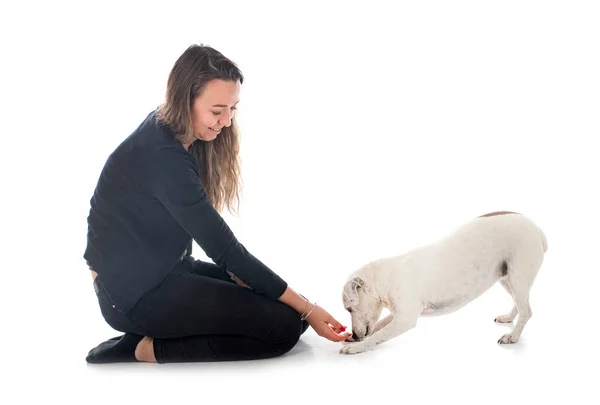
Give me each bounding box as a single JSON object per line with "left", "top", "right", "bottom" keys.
{"left": 93, "top": 257, "right": 309, "bottom": 363}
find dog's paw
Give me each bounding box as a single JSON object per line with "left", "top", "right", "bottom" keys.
{"left": 494, "top": 315, "right": 514, "bottom": 323}
{"left": 339, "top": 342, "right": 370, "bottom": 355}
{"left": 497, "top": 333, "right": 518, "bottom": 344}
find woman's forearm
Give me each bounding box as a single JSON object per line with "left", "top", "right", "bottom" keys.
{"left": 277, "top": 286, "right": 310, "bottom": 314}
{"left": 228, "top": 271, "right": 311, "bottom": 313}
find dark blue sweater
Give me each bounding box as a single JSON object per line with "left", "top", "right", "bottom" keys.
{"left": 84, "top": 111, "right": 287, "bottom": 313}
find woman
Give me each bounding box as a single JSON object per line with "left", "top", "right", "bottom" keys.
{"left": 84, "top": 44, "right": 351, "bottom": 364}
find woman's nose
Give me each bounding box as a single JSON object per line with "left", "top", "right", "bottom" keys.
{"left": 219, "top": 111, "right": 233, "bottom": 127}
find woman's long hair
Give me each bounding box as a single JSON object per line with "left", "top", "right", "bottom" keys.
{"left": 156, "top": 44, "right": 244, "bottom": 214}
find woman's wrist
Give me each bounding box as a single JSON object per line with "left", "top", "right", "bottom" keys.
{"left": 301, "top": 301, "right": 318, "bottom": 321}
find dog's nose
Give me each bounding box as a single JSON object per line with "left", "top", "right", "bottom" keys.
{"left": 352, "top": 332, "right": 359, "bottom": 341}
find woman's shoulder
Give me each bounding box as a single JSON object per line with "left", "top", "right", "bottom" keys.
{"left": 124, "top": 111, "right": 190, "bottom": 158}
{"left": 104, "top": 111, "right": 195, "bottom": 182}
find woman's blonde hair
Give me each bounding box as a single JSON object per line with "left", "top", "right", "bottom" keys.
{"left": 156, "top": 44, "right": 244, "bottom": 214}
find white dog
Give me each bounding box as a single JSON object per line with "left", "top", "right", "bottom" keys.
{"left": 340, "top": 211, "right": 547, "bottom": 355}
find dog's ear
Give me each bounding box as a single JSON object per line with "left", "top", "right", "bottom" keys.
{"left": 343, "top": 276, "right": 365, "bottom": 305}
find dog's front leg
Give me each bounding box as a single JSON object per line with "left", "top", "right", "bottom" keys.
{"left": 373, "top": 314, "right": 393, "bottom": 333}
{"left": 341, "top": 314, "right": 394, "bottom": 346}
{"left": 339, "top": 315, "right": 417, "bottom": 355}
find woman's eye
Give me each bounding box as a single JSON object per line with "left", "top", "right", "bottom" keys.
{"left": 211, "top": 111, "right": 221, "bottom": 116}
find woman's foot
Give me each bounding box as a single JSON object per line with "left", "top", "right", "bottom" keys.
{"left": 134, "top": 336, "right": 157, "bottom": 363}
{"left": 86, "top": 333, "right": 144, "bottom": 363}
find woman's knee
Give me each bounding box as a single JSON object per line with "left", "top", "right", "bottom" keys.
{"left": 267, "top": 304, "right": 303, "bottom": 352}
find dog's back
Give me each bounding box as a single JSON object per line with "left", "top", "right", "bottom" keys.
{"left": 445, "top": 212, "right": 547, "bottom": 257}
{"left": 418, "top": 212, "right": 547, "bottom": 315}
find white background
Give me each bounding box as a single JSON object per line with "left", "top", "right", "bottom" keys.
{"left": 2, "top": 0, "right": 599, "bottom": 404}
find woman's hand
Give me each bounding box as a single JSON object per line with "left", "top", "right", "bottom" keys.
{"left": 275, "top": 286, "right": 351, "bottom": 342}
{"left": 226, "top": 271, "right": 251, "bottom": 289}
{"left": 304, "top": 304, "right": 352, "bottom": 342}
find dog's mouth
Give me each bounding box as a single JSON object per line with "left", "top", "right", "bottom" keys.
{"left": 348, "top": 325, "right": 372, "bottom": 342}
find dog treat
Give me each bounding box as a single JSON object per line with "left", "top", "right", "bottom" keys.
{"left": 338, "top": 325, "right": 347, "bottom": 332}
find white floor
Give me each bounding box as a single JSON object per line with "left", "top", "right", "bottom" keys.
{"left": 12, "top": 246, "right": 599, "bottom": 405}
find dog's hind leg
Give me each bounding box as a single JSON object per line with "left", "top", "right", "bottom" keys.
{"left": 496, "top": 257, "right": 542, "bottom": 344}
{"left": 497, "top": 278, "right": 531, "bottom": 344}
{"left": 494, "top": 279, "right": 518, "bottom": 323}
{"left": 497, "top": 230, "right": 545, "bottom": 344}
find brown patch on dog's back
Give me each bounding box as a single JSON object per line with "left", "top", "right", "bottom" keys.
{"left": 478, "top": 211, "right": 520, "bottom": 218}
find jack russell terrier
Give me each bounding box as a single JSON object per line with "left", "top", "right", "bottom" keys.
{"left": 340, "top": 211, "right": 547, "bottom": 354}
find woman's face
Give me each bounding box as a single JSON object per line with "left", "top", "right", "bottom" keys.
{"left": 189, "top": 79, "right": 241, "bottom": 144}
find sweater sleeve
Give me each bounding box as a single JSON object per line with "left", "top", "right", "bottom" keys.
{"left": 149, "top": 146, "right": 288, "bottom": 300}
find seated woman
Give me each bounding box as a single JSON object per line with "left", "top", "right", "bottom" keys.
{"left": 84, "top": 44, "right": 351, "bottom": 364}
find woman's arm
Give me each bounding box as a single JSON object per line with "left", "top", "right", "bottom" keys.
{"left": 278, "top": 286, "right": 351, "bottom": 342}
{"left": 228, "top": 270, "right": 351, "bottom": 342}
{"left": 150, "top": 147, "right": 287, "bottom": 300}
{"left": 150, "top": 147, "right": 351, "bottom": 342}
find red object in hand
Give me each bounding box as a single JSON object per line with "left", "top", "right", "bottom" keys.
{"left": 338, "top": 325, "right": 347, "bottom": 332}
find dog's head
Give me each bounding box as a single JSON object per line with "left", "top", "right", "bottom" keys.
{"left": 342, "top": 274, "right": 383, "bottom": 341}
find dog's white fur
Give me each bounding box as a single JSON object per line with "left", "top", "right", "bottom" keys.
{"left": 340, "top": 212, "right": 547, "bottom": 355}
